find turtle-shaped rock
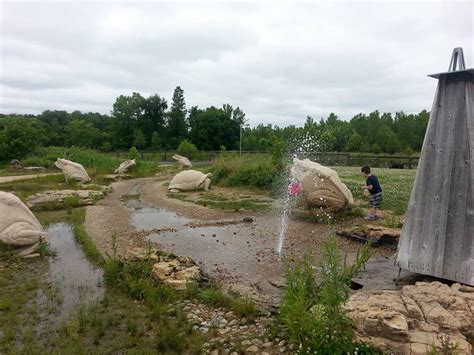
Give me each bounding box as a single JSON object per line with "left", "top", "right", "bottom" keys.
{"left": 55, "top": 158, "right": 91, "bottom": 183}
{"left": 168, "top": 170, "right": 212, "bottom": 192}
{"left": 0, "top": 191, "right": 48, "bottom": 256}
{"left": 290, "top": 157, "right": 354, "bottom": 212}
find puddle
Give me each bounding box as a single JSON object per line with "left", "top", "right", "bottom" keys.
{"left": 46, "top": 223, "right": 104, "bottom": 320}
{"left": 121, "top": 184, "right": 283, "bottom": 293}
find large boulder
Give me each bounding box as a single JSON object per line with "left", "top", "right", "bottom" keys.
{"left": 168, "top": 170, "right": 212, "bottom": 192}
{"left": 290, "top": 157, "right": 354, "bottom": 212}
{"left": 172, "top": 154, "right": 192, "bottom": 169}
{"left": 346, "top": 282, "right": 474, "bottom": 354}
{"left": 55, "top": 158, "right": 91, "bottom": 183}
{"left": 114, "top": 159, "right": 136, "bottom": 175}
{"left": 0, "top": 191, "right": 48, "bottom": 256}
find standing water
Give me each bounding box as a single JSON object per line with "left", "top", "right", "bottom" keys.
{"left": 46, "top": 223, "right": 104, "bottom": 320}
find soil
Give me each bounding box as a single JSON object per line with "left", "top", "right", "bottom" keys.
{"left": 84, "top": 176, "right": 399, "bottom": 308}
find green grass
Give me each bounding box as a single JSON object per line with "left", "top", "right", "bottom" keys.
{"left": 210, "top": 153, "right": 278, "bottom": 189}
{"left": 199, "top": 285, "right": 259, "bottom": 320}
{"left": 167, "top": 191, "right": 272, "bottom": 212}
{"left": 0, "top": 257, "right": 61, "bottom": 353}
{"left": 20, "top": 146, "right": 160, "bottom": 182}
{"left": 333, "top": 166, "right": 416, "bottom": 216}
{"left": 69, "top": 208, "right": 104, "bottom": 266}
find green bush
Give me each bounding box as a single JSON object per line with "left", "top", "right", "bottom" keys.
{"left": 280, "top": 237, "right": 373, "bottom": 354}
{"left": 128, "top": 146, "right": 139, "bottom": 160}
{"left": 210, "top": 153, "right": 278, "bottom": 189}
{"left": 177, "top": 139, "right": 198, "bottom": 159}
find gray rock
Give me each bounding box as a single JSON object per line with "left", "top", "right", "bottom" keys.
{"left": 245, "top": 345, "right": 259, "bottom": 353}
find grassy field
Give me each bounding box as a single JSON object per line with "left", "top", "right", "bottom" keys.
{"left": 333, "top": 166, "right": 416, "bottom": 217}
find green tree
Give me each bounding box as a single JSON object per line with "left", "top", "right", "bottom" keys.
{"left": 189, "top": 106, "right": 239, "bottom": 150}
{"left": 166, "top": 86, "right": 188, "bottom": 149}
{"left": 111, "top": 92, "right": 146, "bottom": 148}
{"left": 345, "top": 132, "right": 364, "bottom": 152}
{"left": 141, "top": 94, "right": 168, "bottom": 147}
{"left": 0, "top": 116, "right": 42, "bottom": 160}
{"left": 177, "top": 139, "right": 198, "bottom": 158}
{"left": 65, "top": 119, "right": 100, "bottom": 148}
{"left": 133, "top": 129, "right": 147, "bottom": 149}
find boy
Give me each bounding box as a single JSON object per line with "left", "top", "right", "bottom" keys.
{"left": 361, "top": 166, "right": 383, "bottom": 221}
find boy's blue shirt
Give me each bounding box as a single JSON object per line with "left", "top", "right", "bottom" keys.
{"left": 366, "top": 175, "right": 382, "bottom": 195}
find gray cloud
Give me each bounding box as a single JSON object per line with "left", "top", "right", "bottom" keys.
{"left": 1, "top": 1, "right": 472, "bottom": 126}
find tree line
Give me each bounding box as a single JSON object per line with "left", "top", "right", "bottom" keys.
{"left": 0, "top": 86, "right": 429, "bottom": 161}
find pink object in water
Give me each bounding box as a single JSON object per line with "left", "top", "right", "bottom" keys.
{"left": 287, "top": 181, "right": 303, "bottom": 196}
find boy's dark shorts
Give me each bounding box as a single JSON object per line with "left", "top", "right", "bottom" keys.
{"left": 369, "top": 191, "right": 384, "bottom": 208}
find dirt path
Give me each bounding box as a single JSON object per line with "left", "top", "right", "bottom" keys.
{"left": 85, "top": 176, "right": 395, "bottom": 307}
{"left": 0, "top": 173, "right": 60, "bottom": 183}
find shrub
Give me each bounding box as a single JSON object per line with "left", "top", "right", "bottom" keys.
{"left": 280, "top": 236, "right": 372, "bottom": 353}
{"left": 177, "top": 139, "right": 198, "bottom": 159}
{"left": 128, "top": 146, "right": 139, "bottom": 160}
{"left": 210, "top": 153, "right": 278, "bottom": 189}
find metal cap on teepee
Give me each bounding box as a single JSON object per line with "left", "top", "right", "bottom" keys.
{"left": 428, "top": 47, "right": 473, "bottom": 79}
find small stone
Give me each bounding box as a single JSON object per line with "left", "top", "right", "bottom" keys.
{"left": 262, "top": 342, "right": 272, "bottom": 348}
{"left": 246, "top": 345, "right": 259, "bottom": 352}
{"left": 210, "top": 350, "right": 219, "bottom": 355}
{"left": 279, "top": 347, "right": 287, "bottom": 353}
{"left": 278, "top": 340, "right": 286, "bottom": 347}
{"left": 241, "top": 340, "right": 252, "bottom": 346}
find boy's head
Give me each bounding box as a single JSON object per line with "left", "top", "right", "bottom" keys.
{"left": 361, "top": 166, "right": 371, "bottom": 176}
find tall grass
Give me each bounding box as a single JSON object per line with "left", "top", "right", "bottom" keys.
{"left": 280, "top": 236, "right": 374, "bottom": 354}
{"left": 210, "top": 152, "right": 278, "bottom": 189}
{"left": 23, "top": 147, "right": 159, "bottom": 179}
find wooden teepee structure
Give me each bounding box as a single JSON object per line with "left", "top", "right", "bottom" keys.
{"left": 396, "top": 48, "right": 474, "bottom": 286}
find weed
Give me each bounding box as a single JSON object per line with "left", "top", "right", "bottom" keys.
{"left": 430, "top": 334, "right": 460, "bottom": 355}
{"left": 280, "top": 236, "right": 372, "bottom": 354}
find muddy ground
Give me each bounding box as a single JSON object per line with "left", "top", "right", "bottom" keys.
{"left": 85, "top": 175, "right": 401, "bottom": 308}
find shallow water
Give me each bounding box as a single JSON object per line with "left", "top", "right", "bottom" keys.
{"left": 46, "top": 223, "right": 104, "bottom": 320}
{"left": 122, "top": 184, "right": 284, "bottom": 302}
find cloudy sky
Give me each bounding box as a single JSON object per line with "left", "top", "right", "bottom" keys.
{"left": 1, "top": 1, "right": 472, "bottom": 126}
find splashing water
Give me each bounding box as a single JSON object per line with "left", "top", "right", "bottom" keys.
{"left": 277, "top": 183, "right": 292, "bottom": 255}
{"left": 276, "top": 134, "right": 323, "bottom": 256}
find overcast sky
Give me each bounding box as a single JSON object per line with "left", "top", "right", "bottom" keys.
{"left": 1, "top": 1, "right": 472, "bottom": 126}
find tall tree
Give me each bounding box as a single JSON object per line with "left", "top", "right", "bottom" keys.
{"left": 111, "top": 92, "right": 146, "bottom": 148}
{"left": 166, "top": 86, "right": 188, "bottom": 149}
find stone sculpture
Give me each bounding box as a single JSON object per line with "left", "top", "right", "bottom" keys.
{"left": 0, "top": 191, "right": 48, "bottom": 256}
{"left": 290, "top": 157, "right": 354, "bottom": 212}
{"left": 114, "top": 159, "right": 136, "bottom": 175}
{"left": 55, "top": 158, "right": 91, "bottom": 183}
{"left": 168, "top": 170, "right": 212, "bottom": 192}
{"left": 172, "top": 154, "right": 192, "bottom": 169}
{"left": 10, "top": 159, "right": 22, "bottom": 169}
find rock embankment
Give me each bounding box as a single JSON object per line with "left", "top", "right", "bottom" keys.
{"left": 346, "top": 281, "right": 473, "bottom": 354}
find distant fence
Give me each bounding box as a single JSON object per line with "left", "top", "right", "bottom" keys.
{"left": 108, "top": 150, "right": 420, "bottom": 169}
